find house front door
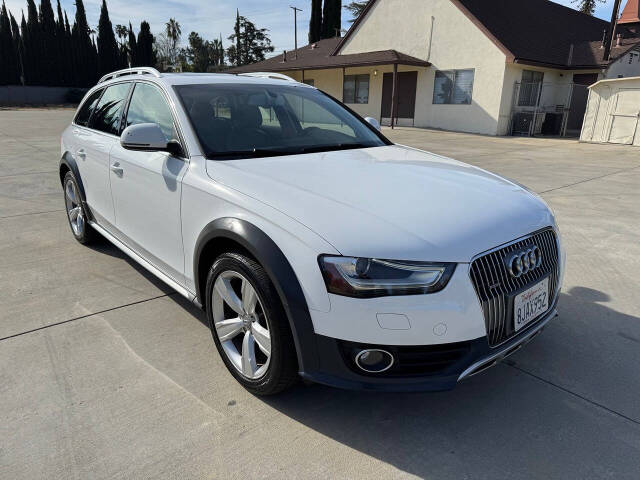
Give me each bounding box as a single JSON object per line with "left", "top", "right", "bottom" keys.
{"left": 381, "top": 71, "right": 418, "bottom": 126}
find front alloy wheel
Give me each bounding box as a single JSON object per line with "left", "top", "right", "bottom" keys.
{"left": 212, "top": 271, "right": 272, "bottom": 379}
{"left": 206, "top": 252, "right": 298, "bottom": 395}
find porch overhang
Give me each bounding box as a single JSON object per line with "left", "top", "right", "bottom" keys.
{"left": 230, "top": 44, "right": 430, "bottom": 74}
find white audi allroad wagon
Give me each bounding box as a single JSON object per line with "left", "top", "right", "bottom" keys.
{"left": 60, "top": 67, "right": 565, "bottom": 395}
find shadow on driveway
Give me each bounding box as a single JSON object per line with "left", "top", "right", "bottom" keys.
{"left": 254, "top": 288, "right": 640, "bottom": 478}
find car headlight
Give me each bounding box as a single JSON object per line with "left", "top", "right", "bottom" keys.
{"left": 318, "top": 255, "right": 456, "bottom": 298}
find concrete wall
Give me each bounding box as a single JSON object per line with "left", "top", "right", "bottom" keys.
{"left": 0, "top": 86, "right": 85, "bottom": 106}
{"left": 606, "top": 47, "right": 640, "bottom": 79}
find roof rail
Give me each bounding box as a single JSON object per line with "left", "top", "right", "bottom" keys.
{"left": 98, "top": 67, "right": 162, "bottom": 84}
{"left": 237, "top": 72, "right": 297, "bottom": 83}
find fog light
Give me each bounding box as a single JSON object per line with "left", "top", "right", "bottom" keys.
{"left": 354, "top": 349, "right": 394, "bottom": 373}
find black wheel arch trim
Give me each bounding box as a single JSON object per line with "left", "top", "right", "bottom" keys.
{"left": 59, "top": 152, "right": 92, "bottom": 219}
{"left": 194, "top": 217, "right": 319, "bottom": 374}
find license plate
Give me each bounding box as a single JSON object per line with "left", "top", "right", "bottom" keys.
{"left": 513, "top": 277, "right": 549, "bottom": 332}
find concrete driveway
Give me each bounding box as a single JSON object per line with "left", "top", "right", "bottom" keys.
{"left": 1, "top": 110, "right": 639, "bottom": 479}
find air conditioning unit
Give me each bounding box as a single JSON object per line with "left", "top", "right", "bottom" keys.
{"left": 512, "top": 112, "right": 534, "bottom": 135}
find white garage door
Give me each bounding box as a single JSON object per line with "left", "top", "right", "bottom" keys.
{"left": 607, "top": 89, "right": 640, "bottom": 144}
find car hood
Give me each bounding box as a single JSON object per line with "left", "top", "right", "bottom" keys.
{"left": 205, "top": 145, "right": 555, "bottom": 262}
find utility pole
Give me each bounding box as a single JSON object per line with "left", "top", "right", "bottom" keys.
{"left": 290, "top": 6, "right": 302, "bottom": 59}
{"left": 603, "top": 0, "right": 623, "bottom": 61}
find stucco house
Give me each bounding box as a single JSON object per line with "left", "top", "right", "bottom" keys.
{"left": 234, "top": 0, "right": 640, "bottom": 137}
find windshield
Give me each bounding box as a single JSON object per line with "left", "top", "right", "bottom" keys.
{"left": 174, "top": 83, "right": 389, "bottom": 159}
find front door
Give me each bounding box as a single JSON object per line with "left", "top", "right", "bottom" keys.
{"left": 109, "top": 82, "right": 188, "bottom": 284}
{"left": 381, "top": 71, "right": 418, "bottom": 125}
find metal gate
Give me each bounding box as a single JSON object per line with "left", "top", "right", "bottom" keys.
{"left": 509, "top": 82, "right": 589, "bottom": 137}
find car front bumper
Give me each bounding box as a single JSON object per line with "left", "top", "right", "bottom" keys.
{"left": 299, "top": 304, "right": 557, "bottom": 392}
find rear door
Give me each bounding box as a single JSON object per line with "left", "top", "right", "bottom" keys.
{"left": 80, "top": 82, "right": 132, "bottom": 226}
{"left": 71, "top": 87, "right": 103, "bottom": 201}
{"left": 109, "top": 82, "right": 188, "bottom": 284}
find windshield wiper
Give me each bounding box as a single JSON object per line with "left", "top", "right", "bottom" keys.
{"left": 206, "top": 148, "right": 295, "bottom": 159}
{"left": 206, "top": 143, "right": 373, "bottom": 159}
{"left": 299, "top": 143, "right": 371, "bottom": 154}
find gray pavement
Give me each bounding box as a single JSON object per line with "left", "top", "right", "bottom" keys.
{"left": 1, "top": 109, "right": 639, "bottom": 479}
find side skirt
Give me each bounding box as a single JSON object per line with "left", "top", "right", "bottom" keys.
{"left": 89, "top": 220, "right": 196, "bottom": 302}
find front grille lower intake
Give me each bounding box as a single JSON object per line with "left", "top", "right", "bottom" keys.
{"left": 469, "top": 228, "right": 559, "bottom": 347}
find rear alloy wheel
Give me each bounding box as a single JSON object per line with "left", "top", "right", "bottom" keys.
{"left": 206, "top": 252, "right": 298, "bottom": 395}
{"left": 63, "top": 171, "right": 95, "bottom": 244}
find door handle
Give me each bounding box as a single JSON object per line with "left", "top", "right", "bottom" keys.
{"left": 77, "top": 149, "right": 86, "bottom": 160}
{"left": 110, "top": 162, "right": 124, "bottom": 177}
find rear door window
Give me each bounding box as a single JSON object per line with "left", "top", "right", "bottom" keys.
{"left": 74, "top": 89, "right": 103, "bottom": 126}
{"left": 90, "top": 83, "right": 132, "bottom": 135}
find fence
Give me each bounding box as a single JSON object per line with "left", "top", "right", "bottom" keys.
{"left": 509, "top": 81, "right": 589, "bottom": 137}
{"left": 0, "top": 86, "right": 87, "bottom": 106}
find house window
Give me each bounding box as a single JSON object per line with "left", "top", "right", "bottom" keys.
{"left": 518, "top": 70, "right": 544, "bottom": 107}
{"left": 629, "top": 52, "right": 639, "bottom": 64}
{"left": 432, "top": 69, "right": 474, "bottom": 104}
{"left": 343, "top": 74, "right": 369, "bottom": 104}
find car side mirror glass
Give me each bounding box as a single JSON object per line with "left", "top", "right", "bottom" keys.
{"left": 121, "top": 123, "right": 169, "bottom": 152}
{"left": 364, "top": 116, "right": 381, "bottom": 131}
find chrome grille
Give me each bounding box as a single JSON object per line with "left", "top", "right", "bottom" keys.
{"left": 469, "top": 229, "right": 559, "bottom": 347}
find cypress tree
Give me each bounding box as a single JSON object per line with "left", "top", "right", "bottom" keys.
{"left": 309, "top": 0, "right": 322, "bottom": 43}
{"left": 97, "top": 0, "right": 119, "bottom": 75}
{"left": 64, "top": 10, "right": 70, "bottom": 36}
{"left": 234, "top": 9, "right": 241, "bottom": 65}
{"left": 20, "top": 13, "right": 28, "bottom": 84}
{"left": 39, "top": 0, "right": 58, "bottom": 85}
{"left": 23, "top": 0, "right": 39, "bottom": 84}
{"left": 10, "top": 11, "right": 24, "bottom": 84}
{"left": 321, "top": 0, "right": 342, "bottom": 39}
{"left": 73, "top": 0, "right": 97, "bottom": 85}
{"left": 127, "top": 22, "right": 137, "bottom": 67}
{"left": 55, "top": 0, "right": 66, "bottom": 85}
{"left": 136, "top": 21, "right": 154, "bottom": 67}
{"left": 0, "top": 1, "right": 19, "bottom": 85}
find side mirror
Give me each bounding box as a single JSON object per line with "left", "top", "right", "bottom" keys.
{"left": 364, "top": 116, "right": 381, "bottom": 131}
{"left": 121, "top": 123, "right": 179, "bottom": 153}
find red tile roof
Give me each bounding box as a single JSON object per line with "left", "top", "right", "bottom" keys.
{"left": 619, "top": 0, "right": 640, "bottom": 24}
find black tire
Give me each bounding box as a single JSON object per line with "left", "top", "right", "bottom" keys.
{"left": 62, "top": 171, "right": 96, "bottom": 244}
{"left": 205, "top": 252, "right": 298, "bottom": 395}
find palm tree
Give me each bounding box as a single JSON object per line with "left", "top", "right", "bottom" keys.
{"left": 165, "top": 18, "right": 181, "bottom": 65}
{"left": 115, "top": 24, "right": 127, "bottom": 48}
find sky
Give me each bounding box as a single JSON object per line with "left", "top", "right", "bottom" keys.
{"left": 3, "top": 0, "right": 625, "bottom": 54}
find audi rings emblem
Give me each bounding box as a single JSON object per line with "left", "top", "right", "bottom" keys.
{"left": 506, "top": 246, "right": 542, "bottom": 278}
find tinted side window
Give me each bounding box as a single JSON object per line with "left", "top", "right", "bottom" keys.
{"left": 90, "top": 83, "right": 131, "bottom": 135}
{"left": 125, "top": 83, "right": 177, "bottom": 142}
{"left": 74, "top": 89, "right": 103, "bottom": 126}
